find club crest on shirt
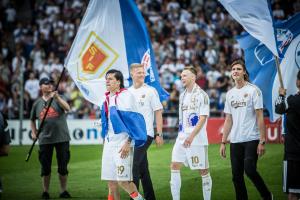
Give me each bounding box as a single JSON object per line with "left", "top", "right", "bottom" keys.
{"left": 188, "top": 113, "right": 199, "bottom": 126}
{"left": 244, "top": 93, "right": 248, "bottom": 98}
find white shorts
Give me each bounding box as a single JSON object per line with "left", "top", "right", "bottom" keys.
{"left": 171, "top": 141, "right": 209, "bottom": 170}
{"left": 101, "top": 141, "right": 134, "bottom": 181}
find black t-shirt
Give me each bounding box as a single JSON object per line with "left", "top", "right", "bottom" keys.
{"left": 275, "top": 93, "right": 300, "bottom": 160}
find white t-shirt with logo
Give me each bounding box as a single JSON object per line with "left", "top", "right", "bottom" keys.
{"left": 129, "top": 84, "right": 163, "bottom": 138}
{"left": 177, "top": 88, "right": 210, "bottom": 146}
{"left": 224, "top": 83, "right": 263, "bottom": 143}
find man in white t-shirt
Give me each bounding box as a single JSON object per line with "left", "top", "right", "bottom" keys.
{"left": 219, "top": 59, "right": 272, "bottom": 200}
{"left": 170, "top": 66, "right": 212, "bottom": 200}
{"left": 101, "top": 69, "right": 144, "bottom": 200}
{"left": 128, "top": 63, "right": 163, "bottom": 200}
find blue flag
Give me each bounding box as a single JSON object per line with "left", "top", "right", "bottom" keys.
{"left": 65, "top": 0, "right": 169, "bottom": 106}
{"left": 237, "top": 13, "right": 300, "bottom": 121}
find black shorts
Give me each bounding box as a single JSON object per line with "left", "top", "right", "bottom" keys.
{"left": 0, "top": 128, "right": 10, "bottom": 145}
{"left": 39, "top": 142, "right": 70, "bottom": 176}
{"left": 283, "top": 160, "right": 300, "bottom": 194}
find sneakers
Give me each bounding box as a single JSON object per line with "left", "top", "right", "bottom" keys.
{"left": 41, "top": 192, "right": 50, "bottom": 199}
{"left": 59, "top": 191, "right": 71, "bottom": 198}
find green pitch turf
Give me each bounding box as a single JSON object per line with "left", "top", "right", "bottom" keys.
{"left": 0, "top": 143, "right": 284, "bottom": 200}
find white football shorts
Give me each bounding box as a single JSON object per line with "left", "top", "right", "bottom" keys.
{"left": 171, "top": 141, "right": 209, "bottom": 170}
{"left": 101, "top": 141, "right": 134, "bottom": 181}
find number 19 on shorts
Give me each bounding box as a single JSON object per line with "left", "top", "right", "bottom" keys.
{"left": 117, "top": 165, "right": 125, "bottom": 175}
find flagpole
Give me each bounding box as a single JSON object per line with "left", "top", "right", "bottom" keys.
{"left": 275, "top": 56, "right": 284, "bottom": 88}
{"left": 25, "top": 67, "right": 66, "bottom": 162}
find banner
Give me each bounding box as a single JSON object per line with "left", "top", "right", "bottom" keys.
{"left": 64, "top": 0, "right": 168, "bottom": 106}
{"left": 8, "top": 119, "right": 282, "bottom": 145}
{"left": 8, "top": 120, "right": 103, "bottom": 145}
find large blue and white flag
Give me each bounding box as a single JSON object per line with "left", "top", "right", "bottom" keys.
{"left": 219, "top": 0, "right": 280, "bottom": 57}
{"left": 237, "top": 13, "right": 300, "bottom": 121}
{"left": 65, "top": 0, "right": 169, "bottom": 106}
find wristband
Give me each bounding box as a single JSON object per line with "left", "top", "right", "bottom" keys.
{"left": 155, "top": 133, "right": 163, "bottom": 137}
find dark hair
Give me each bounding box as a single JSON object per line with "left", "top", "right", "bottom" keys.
{"left": 105, "top": 69, "right": 125, "bottom": 89}
{"left": 230, "top": 59, "right": 250, "bottom": 82}
{"left": 297, "top": 70, "right": 300, "bottom": 80}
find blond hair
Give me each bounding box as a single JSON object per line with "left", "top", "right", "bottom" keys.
{"left": 130, "top": 63, "right": 144, "bottom": 72}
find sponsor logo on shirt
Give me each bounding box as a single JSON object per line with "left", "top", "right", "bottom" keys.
{"left": 39, "top": 107, "right": 59, "bottom": 120}
{"left": 231, "top": 100, "right": 247, "bottom": 109}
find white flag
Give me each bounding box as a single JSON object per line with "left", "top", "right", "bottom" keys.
{"left": 65, "top": 0, "right": 168, "bottom": 106}
{"left": 219, "top": 0, "right": 280, "bottom": 57}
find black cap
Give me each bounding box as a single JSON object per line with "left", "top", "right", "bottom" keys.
{"left": 39, "top": 77, "right": 54, "bottom": 86}
{"left": 297, "top": 70, "right": 300, "bottom": 80}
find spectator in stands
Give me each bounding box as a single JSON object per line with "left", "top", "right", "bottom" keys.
{"left": 25, "top": 72, "right": 40, "bottom": 101}
{"left": 0, "top": 0, "right": 295, "bottom": 118}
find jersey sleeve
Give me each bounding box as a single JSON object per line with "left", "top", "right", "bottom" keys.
{"left": 199, "top": 93, "right": 210, "bottom": 116}
{"left": 253, "top": 87, "right": 263, "bottom": 110}
{"left": 30, "top": 101, "right": 37, "bottom": 121}
{"left": 224, "top": 92, "right": 231, "bottom": 114}
{"left": 150, "top": 88, "right": 163, "bottom": 111}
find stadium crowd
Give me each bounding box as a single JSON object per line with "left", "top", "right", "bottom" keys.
{"left": 0, "top": 0, "right": 299, "bottom": 119}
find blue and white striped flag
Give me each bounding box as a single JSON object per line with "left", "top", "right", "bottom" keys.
{"left": 219, "top": 0, "right": 281, "bottom": 57}
{"left": 65, "top": 0, "right": 169, "bottom": 106}
{"left": 236, "top": 13, "right": 300, "bottom": 121}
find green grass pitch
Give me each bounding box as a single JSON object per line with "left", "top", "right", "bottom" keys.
{"left": 0, "top": 143, "right": 285, "bottom": 200}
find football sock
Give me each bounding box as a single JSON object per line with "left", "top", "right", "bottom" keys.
{"left": 170, "top": 170, "right": 181, "bottom": 200}
{"left": 202, "top": 173, "right": 212, "bottom": 200}
{"left": 130, "top": 191, "right": 144, "bottom": 200}
{"left": 107, "top": 194, "right": 114, "bottom": 200}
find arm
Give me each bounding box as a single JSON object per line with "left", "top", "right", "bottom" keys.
{"left": 275, "top": 87, "right": 287, "bottom": 114}
{"left": 256, "top": 108, "right": 266, "bottom": 157}
{"left": 154, "top": 109, "right": 164, "bottom": 147}
{"left": 30, "top": 120, "right": 38, "bottom": 140}
{"left": 219, "top": 113, "right": 233, "bottom": 158}
{"left": 184, "top": 115, "right": 207, "bottom": 147}
{"left": 52, "top": 92, "right": 71, "bottom": 112}
{"left": 0, "top": 145, "right": 9, "bottom": 156}
{"left": 119, "top": 137, "right": 132, "bottom": 159}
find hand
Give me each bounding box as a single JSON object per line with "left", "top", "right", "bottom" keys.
{"left": 278, "top": 87, "right": 286, "bottom": 96}
{"left": 183, "top": 135, "right": 194, "bottom": 148}
{"left": 155, "top": 136, "right": 164, "bottom": 147}
{"left": 119, "top": 141, "right": 131, "bottom": 159}
{"left": 50, "top": 91, "right": 59, "bottom": 99}
{"left": 31, "top": 132, "right": 37, "bottom": 140}
{"left": 220, "top": 143, "right": 226, "bottom": 158}
{"left": 257, "top": 143, "right": 265, "bottom": 157}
